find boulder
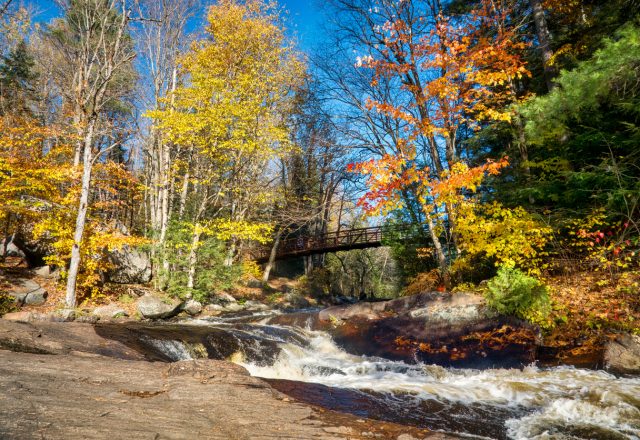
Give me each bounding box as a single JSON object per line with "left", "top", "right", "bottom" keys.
{"left": 204, "top": 304, "right": 225, "bottom": 316}
{"left": 2, "top": 311, "right": 33, "bottom": 322}
{"left": 24, "top": 289, "right": 47, "bottom": 306}
{"left": 93, "top": 304, "right": 128, "bottom": 320}
{"left": 605, "top": 333, "right": 640, "bottom": 375}
{"left": 283, "top": 292, "right": 311, "bottom": 309}
{"left": 1, "top": 238, "right": 25, "bottom": 258}
{"left": 223, "top": 302, "right": 244, "bottom": 313}
{"left": 32, "top": 266, "right": 57, "bottom": 279}
{"left": 56, "top": 309, "right": 76, "bottom": 322}
{"left": 106, "top": 246, "right": 152, "bottom": 284}
{"left": 136, "top": 294, "right": 181, "bottom": 320}
{"left": 214, "top": 291, "right": 238, "bottom": 304}
{"left": 183, "top": 299, "right": 203, "bottom": 316}
{"left": 75, "top": 315, "right": 99, "bottom": 324}
{"left": 244, "top": 300, "right": 269, "bottom": 311}
{"left": 317, "top": 292, "right": 537, "bottom": 368}
{"left": 245, "top": 277, "right": 263, "bottom": 288}
{"left": 8, "top": 279, "right": 48, "bottom": 306}
{"left": 12, "top": 227, "right": 55, "bottom": 267}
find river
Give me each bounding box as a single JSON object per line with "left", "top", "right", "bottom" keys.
{"left": 130, "top": 311, "right": 640, "bottom": 440}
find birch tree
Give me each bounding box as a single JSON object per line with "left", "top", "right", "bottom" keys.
{"left": 134, "top": 0, "right": 196, "bottom": 288}
{"left": 149, "top": 0, "right": 304, "bottom": 295}
{"left": 46, "top": 0, "right": 136, "bottom": 308}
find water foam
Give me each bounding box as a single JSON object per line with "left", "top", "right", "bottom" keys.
{"left": 239, "top": 326, "right": 640, "bottom": 439}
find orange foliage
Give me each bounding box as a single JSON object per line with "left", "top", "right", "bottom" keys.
{"left": 361, "top": 0, "right": 529, "bottom": 140}
{"left": 0, "top": 116, "right": 146, "bottom": 299}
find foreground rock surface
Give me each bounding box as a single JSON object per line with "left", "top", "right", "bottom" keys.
{"left": 0, "top": 319, "right": 455, "bottom": 439}
{"left": 605, "top": 333, "right": 640, "bottom": 374}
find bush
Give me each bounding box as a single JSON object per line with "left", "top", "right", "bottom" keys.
{"left": 0, "top": 293, "right": 17, "bottom": 316}
{"left": 486, "top": 266, "right": 551, "bottom": 326}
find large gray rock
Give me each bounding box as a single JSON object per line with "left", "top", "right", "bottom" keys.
{"left": 182, "top": 299, "right": 202, "bottom": 316}
{"left": 605, "top": 333, "right": 640, "bottom": 375}
{"left": 136, "top": 294, "right": 181, "bottom": 320}
{"left": 106, "top": 246, "right": 152, "bottom": 284}
{"left": 0, "top": 328, "right": 447, "bottom": 440}
{"left": 8, "top": 279, "right": 48, "bottom": 306}
{"left": 1, "top": 238, "right": 25, "bottom": 258}
{"left": 93, "top": 304, "right": 128, "bottom": 320}
{"left": 214, "top": 291, "right": 238, "bottom": 304}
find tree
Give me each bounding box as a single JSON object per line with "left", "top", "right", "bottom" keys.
{"left": 134, "top": 0, "right": 197, "bottom": 288}
{"left": 150, "top": 0, "right": 304, "bottom": 294}
{"left": 342, "top": 0, "right": 528, "bottom": 275}
{"left": 519, "top": 24, "right": 640, "bottom": 224}
{"left": 0, "top": 40, "right": 39, "bottom": 116}
{"left": 45, "top": 0, "right": 136, "bottom": 308}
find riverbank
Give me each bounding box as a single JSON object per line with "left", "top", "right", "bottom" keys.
{"left": 2, "top": 310, "right": 639, "bottom": 439}
{"left": 0, "top": 319, "right": 455, "bottom": 440}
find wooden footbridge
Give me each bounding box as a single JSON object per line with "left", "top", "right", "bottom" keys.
{"left": 255, "top": 225, "right": 415, "bottom": 263}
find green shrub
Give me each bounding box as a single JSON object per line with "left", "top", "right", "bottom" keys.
{"left": 486, "top": 267, "right": 551, "bottom": 326}
{"left": 0, "top": 293, "right": 17, "bottom": 316}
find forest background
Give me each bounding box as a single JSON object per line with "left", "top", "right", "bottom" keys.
{"left": 0, "top": 0, "right": 638, "bottom": 340}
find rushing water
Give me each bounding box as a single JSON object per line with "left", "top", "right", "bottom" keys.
{"left": 138, "top": 315, "right": 640, "bottom": 440}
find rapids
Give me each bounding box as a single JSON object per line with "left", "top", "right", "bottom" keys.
{"left": 139, "top": 314, "right": 640, "bottom": 440}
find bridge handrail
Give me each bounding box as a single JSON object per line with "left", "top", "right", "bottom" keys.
{"left": 254, "top": 223, "right": 419, "bottom": 261}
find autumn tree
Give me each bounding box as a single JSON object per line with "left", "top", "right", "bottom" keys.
{"left": 134, "top": 0, "right": 197, "bottom": 288}
{"left": 150, "top": 0, "right": 304, "bottom": 295}
{"left": 334, "top": 0, "right": 528, "bottom": 276}
{"left": 45, "top": 0, "right": 136, "bottom": 308}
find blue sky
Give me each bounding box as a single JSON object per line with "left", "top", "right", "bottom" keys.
{"left": 31, "top": 0, "right": 326, "bottom": 52}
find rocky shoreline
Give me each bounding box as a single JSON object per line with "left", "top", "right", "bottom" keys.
{"left": 0, "top": 319, "right": 456, "bottom": 440}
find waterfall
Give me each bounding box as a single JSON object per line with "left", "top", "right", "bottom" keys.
{"left": 129, "top": 316, "right": 640, "bottom": 440}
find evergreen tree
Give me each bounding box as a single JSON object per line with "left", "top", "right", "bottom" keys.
{"left": 0, "top": 40, "right": 38, "bottom": 117}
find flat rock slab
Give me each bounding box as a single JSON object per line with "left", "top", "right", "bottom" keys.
{"left": 0, "top": 319, "right": 456, "bottom": 439}
{"left": 0, "top": 319, "right": 149, "bottom": 359}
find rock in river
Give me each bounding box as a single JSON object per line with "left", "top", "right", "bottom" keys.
{"left": 183, "top": 299, "right": 203, "bottom": 316}
{"left": 316, "top": 292, "right": 538, "bottom": 368}
{"left": 605, "top": 333, "right": 640, "bottom": 375}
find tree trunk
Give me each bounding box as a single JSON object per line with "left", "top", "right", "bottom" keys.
{"left": 530, "top": 0, "right": 556, "bottom": 91}
{"left": 425, "top": 211, "right": 448, "bottom": 279}
{"left": 262, "top": 228, "right": 283, "bottom": 282}
{"left": 1, "top": 215, "right": 11, "bottom": 261}
{"left": 186, "top": 226, "right": 200, "bottom": 292}
{"left": 65, "top": 119, "right": 95, "bottom": 308}
{"left": 224, "top": 238, "right": 237, "bottom": 267}
{"left": 186, "top": 186, "right": 209, "bottom": 291}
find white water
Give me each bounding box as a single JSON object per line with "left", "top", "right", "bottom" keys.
{"left": 238, "top": 327, "right": 640, "bottom": 440}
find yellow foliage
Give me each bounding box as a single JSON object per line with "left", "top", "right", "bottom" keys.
{"left": 457, "top": 202, "right": 552, "bottom": 275}
{"left": 0, "top": 117, "right": 147, "bottom": 299}
{"left": 241, "top": 259, "right": 263, "bottom": 280}
{"left": 148, "top": 0, "right": 304, "bottom": 169}
{"left": 147, "top": 0, "right": 304, "bottom": 258}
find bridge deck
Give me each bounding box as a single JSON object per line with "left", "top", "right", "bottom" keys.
{"left": 255, "top": 225, "right": 412, "bottom": 262}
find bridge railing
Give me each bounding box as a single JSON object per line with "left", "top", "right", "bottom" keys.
{"left": 254, "top": 224, "right": 418, "bottom": 262}
{"left": 278, "top": 226, "right": 383, "bottom": 255}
